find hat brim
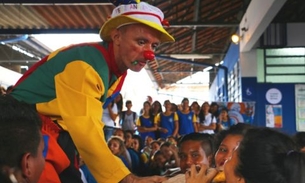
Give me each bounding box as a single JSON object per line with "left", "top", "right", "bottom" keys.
{"left": 100, "top": 15, "right": 175, "bottom": 43}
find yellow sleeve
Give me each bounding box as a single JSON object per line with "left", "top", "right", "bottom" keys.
{"left": 136, "top": 117, "right": 141, "bottom": 126}
{"left": 155, "top": 113, "right": 160, "bottom": 125}
{"left": 173, "top": 112, "right": 178, "bottom": 121}
{"left": 192, "top": 114, "right": 197, "bottom": 123}
{"left": 141, "top": 153, "right": 149, "bottom": 164}
{"left": 54, "top": 61, "right": 130, "bottom": 183}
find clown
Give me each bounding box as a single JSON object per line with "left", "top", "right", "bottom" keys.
{"left": 9, "top": 1, "right": 174, "bottom": 183}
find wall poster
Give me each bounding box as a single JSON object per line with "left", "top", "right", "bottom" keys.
{"left": 295, "top": 84, "right": 305, "bottom": 131}
{"left": 216, "top": 102, "right": 255, "bottom": 124}
{"left": 266, "top": 105, "right": 282, "bottom": 128}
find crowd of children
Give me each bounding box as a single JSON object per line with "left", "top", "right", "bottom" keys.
{"left": 91, "top": 95, "right": 305, "bottom": 183}
{"left": 1, "top": 91, "right": 305, "bottom": 183}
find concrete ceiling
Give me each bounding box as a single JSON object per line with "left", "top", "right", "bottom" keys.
{"left": 1, "top": 0, "right": 304, "bottom": 89}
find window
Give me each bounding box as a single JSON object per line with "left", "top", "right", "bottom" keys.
{"left": 228, "top": 61, "right": 241, "bottom": 102}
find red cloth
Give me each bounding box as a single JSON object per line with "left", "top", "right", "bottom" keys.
{"left": 38, "top": 115, "right": 70, "bottom": 183}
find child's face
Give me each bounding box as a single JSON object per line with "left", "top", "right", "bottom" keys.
{"left": 154, "top": 154, "right": 167, "bottom": 168}
{"left": 124, "top": 132, "right": 133, "bottom": 148}
{"left": 143, "top": 103, "right": 151, "bottom": 112}
{"left": 151, "top": 142, "right": 160, "bottom": 153}
{"left": 164, "top": 101, "right": 172, "bottom": 111}
{"left": 113, "top": 130, "right": 124, "bottom": 140}
{"left": 215, "top": 135, "right": 242, "bottom": 171}
{"left": 221, "top": 110, "right": 228, "bottom": 117}
{"left": 132, "top": 139, "right": 140, "bottom": 151}
{"left": 108, "top": 139, "right": 120, "bottom": 155}
{"left": 145, "top": 136, "right": 153, "bottom": 146}
{"left": 178, "top": 140, "right": 209, "bottom": 173}
{"left": 126, "top": 103, "right": 132, "bottom": 110}
{"left": 160, "top": 146, "right": 173, "bottom": 161}
{"left": 202, "top": 102, "right": 210, "bottom": 112}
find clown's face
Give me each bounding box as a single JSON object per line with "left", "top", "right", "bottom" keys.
{"left": 111, "top": 23, "right": 161, "bottom": 72}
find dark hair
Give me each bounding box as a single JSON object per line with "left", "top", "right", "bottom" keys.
{"left": 160, "top": 141, "right": 172, "bottom": 149}
{"left": 293, "top": 132, "right": 305, "bottom": 150}
{"left": 132, "top": 134, "right": 144, "bottom": 151}
{"left": 210, "top": 102, "right": 219, "bottom": 108}
{"left": 150, "top": 140, "right": 161, "bottom": 146}
{"left": 125, "top": 100, "right": 132, "bottom": 105}
{"left": 116, "top": 93, "right": 123, "bottom": 112}
{"left": 190, "top": 101, "right": 200, "bottom": 111}
{"left": 6, "top": 85, "right": 14, "bottom": 94}
{"left": 236, "top": 127, "right": 302, "bottom": 183}
{"left": 181, "top": 98, "right": 189, "bottom": 103}
{"left": 124, "top": 130, "right": 134, "bottom": 138}
{"left": 151, "top": 100, "right": 163, "bottom": 115}
{"left": 0, "top": 95, "right": 42, "bottom": 168}
{"left": 163, "top": 100, "right": 170, "bottom": 105}
{"left": 178, "top": 133, "right": 214, "bottom": 157}
{"left": 283, "top": 151, "right": 305, "bottom": 183}
{"left": 209, "top": 102, "right": 219, "bottom": 117}
{"left": 171, "top": 103, "right": 178, "bottom": 112}
{"left": 198, "top": 102, "right": 209, "bottom": 123}
{"left": 153, "top": 149, "right": 162, "bottom": 157}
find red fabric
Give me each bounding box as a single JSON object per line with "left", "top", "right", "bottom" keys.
{"left": 90, "top": 42, "right": 127, "bottom": 94}
{"left": 38, "top": 115, "right": 70, "bottom": 183}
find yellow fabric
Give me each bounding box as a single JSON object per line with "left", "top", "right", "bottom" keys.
{"left": 155, "top": 113, "right": 161, "bottom": 123}
{"left": 136, "top": 117, "right": 141, "bottom": 126}
{"left": 37, "top": 61, "right": 130, "bottom": 183}
{"left": 100, "top": 15, "right": 174, "bottom": 43}
{"left": 140, "top": 152, "right": 149, "bottom": 164}
{"left": 173, "top": 112, "right": 178, "bottom": 121}
{"left": 192, "top": 113, "right": 197, "bottom": 123}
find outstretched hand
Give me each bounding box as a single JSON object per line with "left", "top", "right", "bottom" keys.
{"left": 185, "top": 164, "right": 217, "bottom": 183}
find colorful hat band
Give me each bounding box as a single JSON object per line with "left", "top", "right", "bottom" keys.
{"left": 122, "top": 11, "right": 163, "bottom": 24}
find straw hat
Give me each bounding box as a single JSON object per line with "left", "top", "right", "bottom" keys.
{"left": 99, "top": 2, "right": 175, "bottom": 43}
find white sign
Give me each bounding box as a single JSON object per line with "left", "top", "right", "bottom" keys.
{"left": 266, "top": 88, "right": 282, "bottom": 104}
{"left": 295, "top": 84, "right": 305, "bottom": 131}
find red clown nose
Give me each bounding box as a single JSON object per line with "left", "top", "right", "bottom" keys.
{"left": 143, "top": 51, "right": 155, "bottom": 61}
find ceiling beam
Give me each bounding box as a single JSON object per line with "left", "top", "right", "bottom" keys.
{"left": 1, "top": 0, "right": 110, "bottom": 4}
{"left": 0, "top": 60, "right": 38, "bottom": 63}
{"left": 0, "top": 22, "right": 238, "bottom": 34}
{"left": 0, "top": 28, "right": 100, "bottom": 34}
{"left": 169, "top": 22, "right": 238, "bottom": 28}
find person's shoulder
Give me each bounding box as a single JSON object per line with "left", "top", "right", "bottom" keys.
{"left": 127, "top": 148, "right": 139, "bottom": 157}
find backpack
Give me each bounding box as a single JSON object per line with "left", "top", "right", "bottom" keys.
{"left": 121, "top": 111, "right": 136, "bottom": 123}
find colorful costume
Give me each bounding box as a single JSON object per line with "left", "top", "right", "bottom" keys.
{"left": 11, "top": 1, "right": 174, "bottom": 182}
{"left": 11, "top": 42, "right": 129, "bottom": 182}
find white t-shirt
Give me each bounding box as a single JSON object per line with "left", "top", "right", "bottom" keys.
{"left": 102, "top": 103, "right": 118, "bottom": 127}
{"left": 199, "top": 113, "right": 216, "bottom": 134}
